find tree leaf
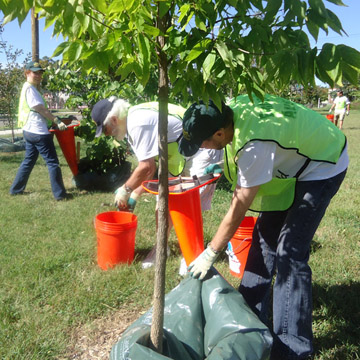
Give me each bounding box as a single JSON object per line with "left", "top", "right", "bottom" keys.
{"left": 202, "top": 52, "right": 216, "bottom": 83}
{"left": 185, "top": 39, "right": 212, "bottom": 62}
{"left": 338, "top": 45, "right": 360, "bottom": 70}
{"left": 215, "top": 41, "right": 234, "bottom": 69}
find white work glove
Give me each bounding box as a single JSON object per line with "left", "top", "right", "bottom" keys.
{"left": 346, "top": 111, "right": 349, "bottom": 116}
{"left": 54, "top": 117, "right": 67, "bottom": 131}
{"left": 328, "top": 109, "right": 332, "bottom": 114}
{"left": 114, "top": 184, "right": 132, "bottom": 210}
{"left": 188, "top": 245, "right": 220, "bottom": 280}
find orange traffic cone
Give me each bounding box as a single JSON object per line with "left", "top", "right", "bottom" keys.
{"left": 168, "top": 188, "right": 204, "bottom": 266}
{"left": 51, "top": 123, "right": 79, "bottom": 176}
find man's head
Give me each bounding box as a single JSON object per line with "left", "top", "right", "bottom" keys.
{"left": 178, "top": 100, "right": 233, "bottom": 156}
{"left": 337, "top": 90, "right": 343, "bottom": 96}
{"left": 91, "top": 97, "right": 130, "bottom": 139}
{"left": 24, "top": 61, "right": 44, "bottom": 86}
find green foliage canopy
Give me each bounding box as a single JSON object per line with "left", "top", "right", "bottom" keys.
{"left": 1, "top": 0, "right": 360, "bottom": 109}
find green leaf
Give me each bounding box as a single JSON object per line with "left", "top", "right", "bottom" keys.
{"left": 159, "top": 0, "right": 171, "bottom": 18}
{"left": 143, "top": 24, "right": 160, "bottom": 37}
{"left": 337, "top": 45, "right": 360, "bottom": 70}
{"left": 52, "top": 42, "right": 70, "bottom": 58}
{"left": 178, "top": 4, "right": 191, "bottom": 24}
{"left": 67, "top": 42, "right": 83, "bottom": 62}
{"left": 309, "top": 0, "right": 327, "bottom": 17}
{"left": 185, "top": 39, "right": 212, "bottom": 62}
{"left": 202, "top": 52, "right": 216, "bottom": 83}
{"left": 341, "top": 63, "right": 359, "bottom": 86}
{"left": 205, "top": 82, "right": 222, "bottom": 111}
{"left": 264, "top": 0, "right": 282, "bottom": 23}
{"left": 215, "top": 41, "right": 234, "bottom": 69}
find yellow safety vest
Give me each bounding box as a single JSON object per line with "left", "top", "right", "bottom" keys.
{"left": 128, "top": 102, "right": 186, "bottom": 176}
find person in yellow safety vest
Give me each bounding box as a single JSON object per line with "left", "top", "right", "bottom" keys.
{"left": 9, "top": 61, "right": 71, "bottom": 201}
{"left": 329, "top": 90, "right": 350, "bottom": 130}
{"left": 178, "top": 95, "right": 348, "bottom": 360}
{"left": 91, "top": 97, "right": 223, "bottom": 272}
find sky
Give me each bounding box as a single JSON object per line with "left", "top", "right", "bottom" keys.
{"left": 0, "top": 1, "right": 359, "bottom": 65}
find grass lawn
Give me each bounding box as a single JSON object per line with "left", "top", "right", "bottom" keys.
{"left": 0, "top": 111, "right": 359, "bottom": 359}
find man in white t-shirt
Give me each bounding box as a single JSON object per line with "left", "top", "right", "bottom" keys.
{"left": 178, "top": 95, "right": 348, "bottom": 360}
{"left": 91, "top": 97, "right": 223, "bottom": 269}
{"left": 10, "top": 61, "right": 70, "bottom": 200}
{"left": 329, "top": 90, "right": 350, "bottom": 130}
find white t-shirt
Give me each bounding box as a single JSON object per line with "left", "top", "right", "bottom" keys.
{"left": 22, "top": 85, "right": 50, "bottom": 135}
{"left": 334, "top": 95, "right": 350, "bottom": 109}
{"left": 236, "top": 141, "right": 348, "bottom": 188}
{"left": 126, "top": 108, "right": 183, "bottom": 161}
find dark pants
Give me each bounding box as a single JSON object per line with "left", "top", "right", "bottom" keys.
{"left": 239, "top": 170, "right": 347, "bottom": 360}
{"left": 10, "top": 131, "right": 66, "bottom": 200}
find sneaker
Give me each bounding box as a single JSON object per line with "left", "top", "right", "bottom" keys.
{"left": 178, "top": 257, "right": 188, "bottom": 276}
{"left": 142, "top": 244, "right": 170, "bottom": 269}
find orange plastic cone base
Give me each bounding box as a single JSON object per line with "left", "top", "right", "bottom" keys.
{"left": 169, "top": 189, "right": 204, "bottom": 266}
{"left": 53, "top": 127, "right": 78, "bottom": 176}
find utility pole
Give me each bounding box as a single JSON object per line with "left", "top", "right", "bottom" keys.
{"left": 31, "top": 7, "right": 39, "bottom": 61}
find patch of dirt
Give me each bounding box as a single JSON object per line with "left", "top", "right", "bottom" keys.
{"left": 62, "top": 308, "right": 140, "bottom": 360}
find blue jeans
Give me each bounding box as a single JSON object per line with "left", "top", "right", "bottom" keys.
{"left": 239, "top": 170, "right": 347, "bottom": 360}
{"left": 10, "top": 131, "right": 67, "bottom": 200}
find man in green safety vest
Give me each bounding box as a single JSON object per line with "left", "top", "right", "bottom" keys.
{"left": 178, "top": 94, "right": 348, "bottom": 360}
{"left": 329, "top": 90, "right": 350, "bottom": 130}
{"left": 91, "top": 97, "right": 223, "bottom": 271}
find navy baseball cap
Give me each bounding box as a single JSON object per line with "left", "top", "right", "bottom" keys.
{"left": 91, "top": 98, "right": 116, "bottom": 137}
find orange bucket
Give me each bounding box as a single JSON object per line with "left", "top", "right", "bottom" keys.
{"left": 94, "top": 211, "right": 137, "bottom": 270}
{"left": 326, "top": 114, "right": 334, "bottom": 122}
{"left": 227, "top": 216, "right": 258, "bottom": 278}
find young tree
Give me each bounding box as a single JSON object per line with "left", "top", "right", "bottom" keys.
{"left": 2, "top": 0, "right": 360, "bottom": 353}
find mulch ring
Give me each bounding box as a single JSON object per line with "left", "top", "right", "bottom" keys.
{"left": 63, "top": 307, "right": 141, "bottom": 360}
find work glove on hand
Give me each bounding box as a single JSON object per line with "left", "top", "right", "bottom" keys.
{"left": 328, "top": 109, "right": 332, "bottom": 114}
{"left": 204, "top": 163, "right": 223, "bottom": 175}
{"left": 127, "top": 192, "right": 140, "bottom": 212}
{"left": 346, "top": 111, "right": 349, "bottom": 116}
{"left": 188, "top": 245, "right": 220, "bottom": 280}
{"left": 114, "top": 185, "right": 131, "bottom": 210}
{"left": 54, "top": 117, "right": 67, "bottom": 131}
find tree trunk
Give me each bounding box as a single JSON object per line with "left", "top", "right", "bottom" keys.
{"left": 31, "top": 8, "right": 39, "bottom": 61}
{"left": 149, "top": 5, "right": 170, "bottom": 354}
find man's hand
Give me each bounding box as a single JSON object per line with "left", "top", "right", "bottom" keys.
{"left": 54, "top": 117, "right": 67, "bottom": 131}
{"left": 346, "top": 111, "right": 349, "bottom": 116}
{"left": 188, "top": 245, "right": 220, "bottom": 280}
{"left": 127, "top": 192, "right": 140, "bottom": 212}
{"left": 204, "top": 163, "right": 223, "bottom": 175}
{"left": 328, "top": 109, "right": 333, "bottom": 114}
{"left": 114, "top": 185, "right": 132, "bottom": 210}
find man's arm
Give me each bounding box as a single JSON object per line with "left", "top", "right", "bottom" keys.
{"left": 209, "top": 184, "right": 260, "bottom": 252}
{"left": 32, "top": 104, "right": 57, "bottom": 124}
{"left": 125, "top": 157, "right": 157, "bottom": 192}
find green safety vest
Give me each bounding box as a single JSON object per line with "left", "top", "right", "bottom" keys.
{"left": 128, "top": 102, "right": 186, "bottom": 176}
{"left": 18, "top": 82, "right": 49, "bottom": 128}
{"left": 224, "top": 94, "right": 346, "bottom": 212}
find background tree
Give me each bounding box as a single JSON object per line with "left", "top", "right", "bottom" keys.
{"left": 0, "top": 25, "right": 30, "bottom": 142}
{"left": 2, "top": 0, "right": 360, "bottom": 353}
